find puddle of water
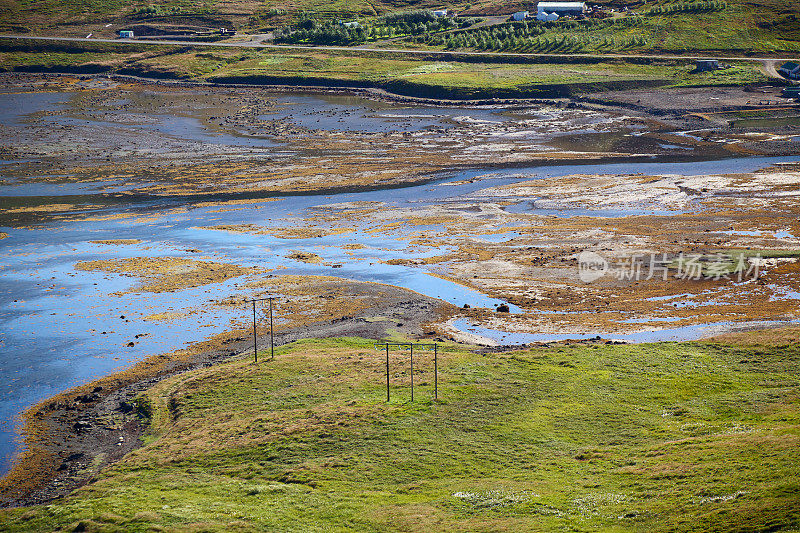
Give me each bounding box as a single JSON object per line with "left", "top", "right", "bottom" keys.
{"left": 476, "top": 231, "right": 520, "bottom": 243}
{"left": 646, "top": 293, "right": 696, "bottom": 302}
{"left": 621, "top": 316, "right": 685, "bottom": 323}
{"left": 765, "top": 284, "right": 800, "bottom": 301}
{"left": 503, "top": 201, "right": 683, "bottom": 218}
{"left": 0, "top": 92, "right": 70, "bottom": 126}
{"left": 718, "top": 229, "right": 763, "bottom": 236}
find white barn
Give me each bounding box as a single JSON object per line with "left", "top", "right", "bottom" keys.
{"left": 432, "top": 9, "right": 448, "bottom": 17}
{"left": 536, "top": 2, "right": 586, "bottom": 16}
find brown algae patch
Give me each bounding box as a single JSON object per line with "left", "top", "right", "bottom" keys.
{"left": 1, "top": 204, "right": 96, "bottom": 214}
{"left": 191, "top": 198, "right": 279, "bottom": 208}
{"left": 89, "top": 239, "right": 143, "bottom": 246}
{"left": 143, "top": 311, "right": 193, "bottom": 322}
{"left": 286, "top": 251, "right": 324, "bottom": 264}
{"left": 74, "top": 257, "right": 256, "bottom": 294}
{"left": 271, "top": 228, "right": 352, "bottom": 239}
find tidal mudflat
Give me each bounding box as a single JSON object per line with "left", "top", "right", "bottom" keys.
{"left": 0, "top": 73, "right": 799, "bottom": 509}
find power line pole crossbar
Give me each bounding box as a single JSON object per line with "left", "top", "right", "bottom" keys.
{"left": 374, "top": 342, "right": 439, "bottom": 402}
{"left": 246, "top": 296, "right": 278, "bottom": 363}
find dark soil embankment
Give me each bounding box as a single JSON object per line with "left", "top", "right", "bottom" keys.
{"left": 209, "top": 73, "right": 671, "bottom": 99}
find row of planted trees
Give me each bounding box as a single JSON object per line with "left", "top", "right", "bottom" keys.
{"left": 646, "top": 0, "right": 727, "bottom": 15}
{"left": 423, "top": 32, "right": 649, "bottom": 52}
{"left": 274, "top": 2, "right": 727, "bottom": 51}
{"left": 410, "top": 17, "right": 649, "bottom": 51}
{"left": 274, "top": 10, "right": 472, "bottom": 45}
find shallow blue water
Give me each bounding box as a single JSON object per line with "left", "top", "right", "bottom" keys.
{"left": 1, "top": 88, "right": 798, "bottom": 475}
{"left": 0, "top": 92, "right": 70, "bottom": 127}
{"left": 4, "top": 153, "right": 799, "bottom": 473}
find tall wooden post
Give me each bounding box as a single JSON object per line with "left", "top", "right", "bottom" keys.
{"left": 269, "top": 297, "right": 274, "bottom": 360}
{"left": 434, "top": 343, "right": 438, "bottom": 400}
{"left": 252, "top": 300, "right": 257, "bottom": 363}
{"left": 386, "top": 344, "right": 390, "bottom": 402}
{"left": 410, "top": 344, "right": 414, "bottom": 402}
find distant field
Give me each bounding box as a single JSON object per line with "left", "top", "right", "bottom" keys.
{"left": 0, "top": 39, "right": 774, "bottom": 98}
{"left": 1, "top": 337, "right": 798, "bottom": 531}
{"left": 0, "top": 0, "right": 798, "bottom": 56}
{"left": 410, "top": 8, "right": 800, "bottom": 55}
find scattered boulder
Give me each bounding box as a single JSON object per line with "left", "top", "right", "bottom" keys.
{"left": 73, "top": 420, "right": 91, "bottom": 431}
{"left": 75, "top": 393, "right": 99, "bottom": 404}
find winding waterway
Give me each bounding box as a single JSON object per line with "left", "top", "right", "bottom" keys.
{"left": 1, "top": 87, "right": 798, "bottom": 474}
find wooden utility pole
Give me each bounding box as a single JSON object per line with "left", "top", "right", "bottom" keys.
{"left": 247, "top": 296, "right": 278, "bottom": 363}
{"left": 375, "top": 342, "right": 438, "bottom": 402}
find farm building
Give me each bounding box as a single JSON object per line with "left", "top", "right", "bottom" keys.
{"left": 512, "top": 10, "right": 529, "bottom": 21}
{"left": 118, "top": 30, "right": 134, "bottom": 38}
{"left": 432, "top": 9, "right": 448, "bottom": 17}
{"left": 695, "top": 59, "right": 719, "bottom": 72}
{"left": 339, "top": 21, "right": 361, "bottom": 28}
{"left": 536, "top": 2, "right": 586, "bottom": 16}
{"left": 778, "top": 61, "right": 800, "bottom": 80}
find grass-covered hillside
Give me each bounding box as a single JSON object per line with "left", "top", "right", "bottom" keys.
{"left": 1, "top": 337, "right": 798, "bottom": 532}
{"left": 0, "top": 0, "right": 798, "bottom": 55}
{"left": 0, "top": 38, "right": 774, "bottom": 99}
{"left": 272, "top": 0, "right": 800, "bottom": 54}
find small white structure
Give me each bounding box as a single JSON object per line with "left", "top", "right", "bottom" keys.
{"left": 512, "top": 10, "right": 529, "bottom": 21}
{"left": 536, "top": 2, "right": 586, "bottom": 16}
{"left": 536, "top": 11, "right": 560, "bottom": 21}
{"left": 432, "top": 9, "right": 448, "bottom": 17}
{"left": 340, "top": 21, "right": 361, "bottom": 28}
{"left": 779, "top": 61, "right": 800, "bottom": 80}
{"left": 119, "top": 30, "right": 134, "bottom": 38}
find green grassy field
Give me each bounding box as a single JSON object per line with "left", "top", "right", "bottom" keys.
{"left": 409, "top": 0, "right": 800, "bottom": 54}
{"left": 1, "top": 337, "right": 798, "bottom": 532}
{"left": 0, "top": 0, "right": 798, "bottom": 56}
{"left": 0, "top": 39, "right": 774, "bottom": 98}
